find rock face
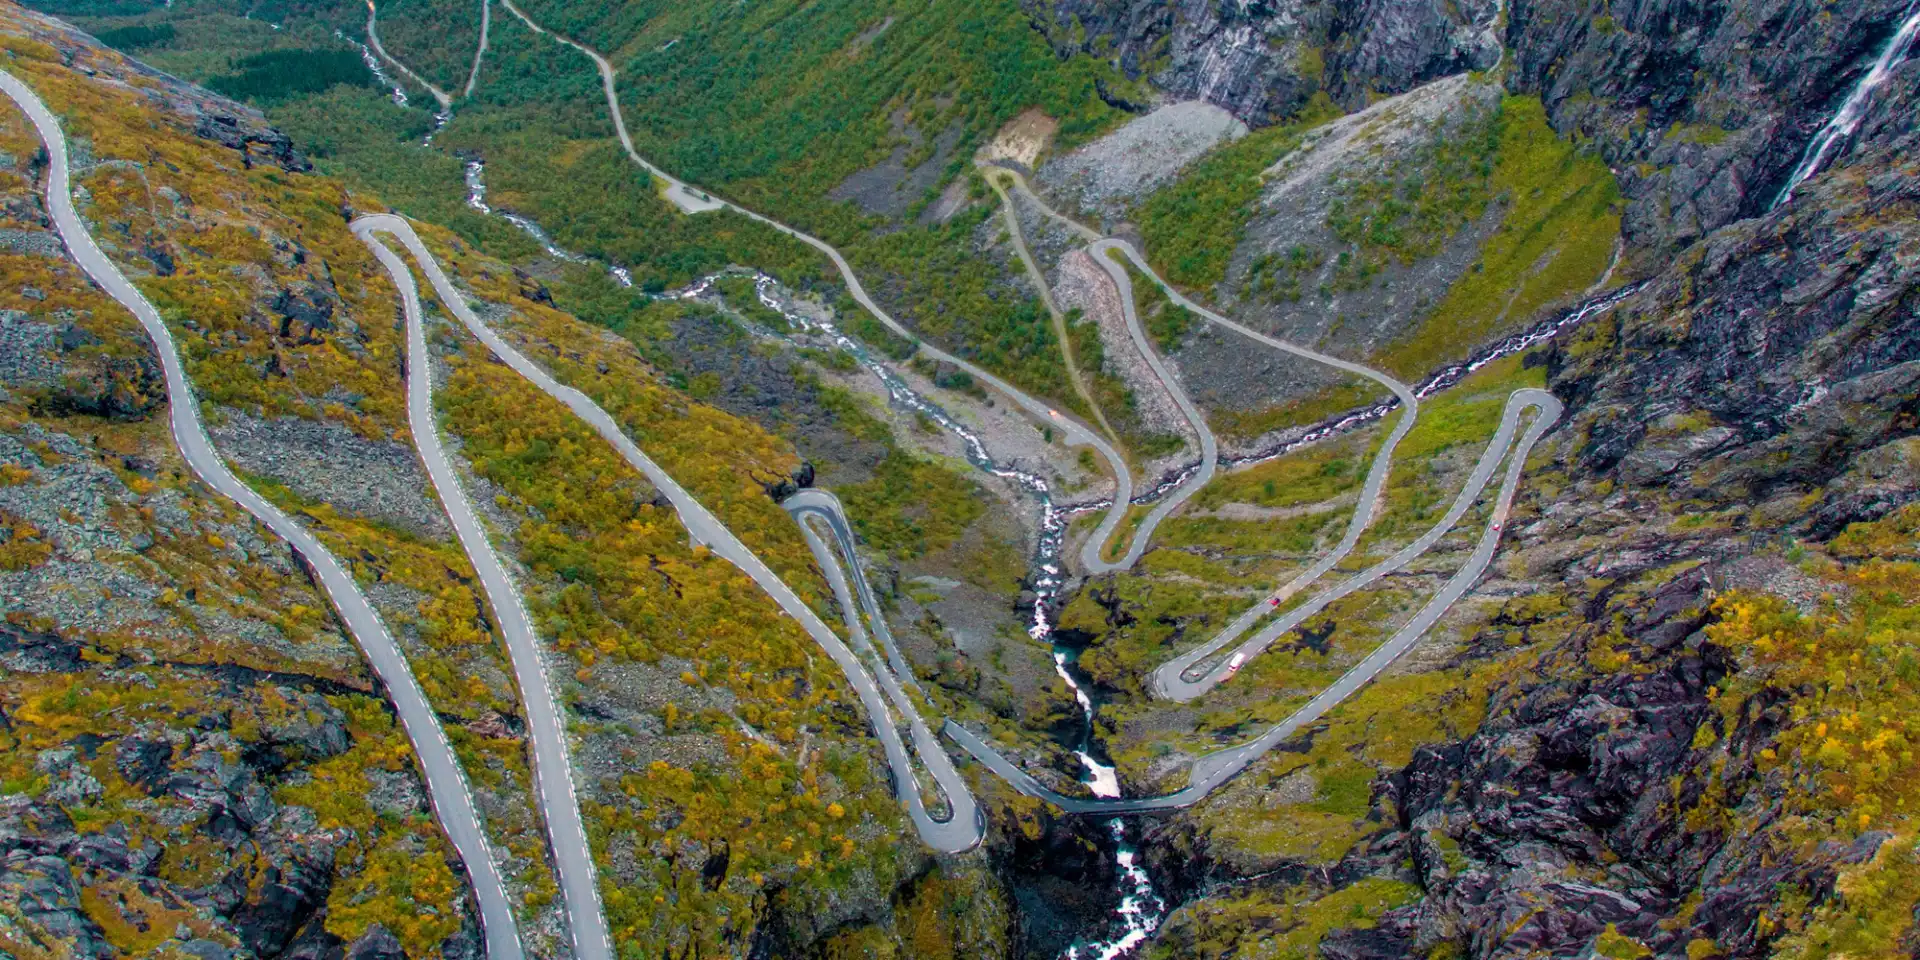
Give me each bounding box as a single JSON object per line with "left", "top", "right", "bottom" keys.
{"left": 1549, "top": 72, "right": 1920, "bottom": 533}
{"left": 1125, "top": 1, "right": 1920, "bottom": 955}
{"left": 1506, "top": 0, "right": 1919, "bottom": 254}
{"left": 0, "top": 309, "right": 163, "bottom": 418}
{"left": 193, "top": 113, "right": 313, "bottom": 174}
{"left": 1022, "top": 0, "right": 1502, "bottom": 124}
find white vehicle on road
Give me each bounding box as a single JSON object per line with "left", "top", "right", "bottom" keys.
{"left": 1226, "top": 652, "right": 1248, "bottom": 676}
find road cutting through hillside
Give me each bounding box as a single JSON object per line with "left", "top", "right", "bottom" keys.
{"left": 468, "top": 3, "right": 1592, "bottom": 816}
{"left": 350, "top": 214, "right": 985, "bottom": 854}
{"left": 355, "top": 220, "right": 611, "bottom": 960}
{"left": 366, "top": 1, "right": 452, "bottom": 110}
{"left": 983, "top": 169, "right": 1118, "bottom": 445}
{"left": 947, "top": 389, "right": 1562, "bottom": 812}
{"left": 464, "top": 0, "right": 490, "bottom": 98}
{"left": 494, "top": 0, "right": 1153, "bottom": 562}
{"left": 0, "top": 70, "right": 527, "bottom": 960}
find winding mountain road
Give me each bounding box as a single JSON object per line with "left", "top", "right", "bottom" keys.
{"left": 1153, "top": 389, "right": 1559, "bottom": 701}
{"left": 994, "top": 174, "right": 1472, "bottom": 705}
{"left": 785, "top": 489, "right": 918, "bottom": 687}
{"left": 463, "top": 0, "right": 490, "bottom": 99}
{"left": 345, "top": 0, "right": 1591, "bottom": 824}
{"left": 947, "top": 389, "right": 1561, "bottom": 812}
{"left": 0, "top": 70, "right": 525, "bottom": 960}
{"left": 366, "top": 1, "right": 452, "bottom": 111}
{"left": 1079, "top": 241, "right": 1219, "bottom": 573}
{"left": 983, "top": 170, "right": 1117, "bottom": 445}
{"left": 784, "top": 489, "right": 986, "bottom": 850}
{"left": 349, "top": 216, "right": 983, "bottom": 854}
{"left": 495, "top": 0, "right": 1147, "bottom": 566}
{"left": 355, "top": 217, "right": 611, "bottom": 960}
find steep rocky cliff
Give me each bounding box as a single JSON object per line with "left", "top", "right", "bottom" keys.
{"left": 1506, "top": 0, "right": 1920, "bottom": 256}
{"left": 1135, "top": 1, "right": 1920, "bottom": 955}
{"left": 1022, "top": 0, "right": 1503, "bottom": 123}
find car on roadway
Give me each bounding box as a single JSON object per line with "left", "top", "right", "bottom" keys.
{"left": 1225, "top": 652, "right": 1247, "bottom": 676}
{"left": 1269, "top": 596, "right": 1281, "bottom": 607}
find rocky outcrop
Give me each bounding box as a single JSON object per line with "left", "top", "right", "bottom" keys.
{"left": 1311, "top": 566, "right": 1888, "bottom": 960}
{"left": 1022, "top": 0, "right": 1502, "bottom": 124}
{"left": 193, "top": 113, "right": 312, "bottom": 174}
{"left": 1548, "top": 88, "right": 1920, "bottom": 531}
{"left": 1506, "top": 0, "right": 1918, "bottom": 254}
{"left": 0, "top": 310, "right": 163, "bottom": 418}
{"left": 0, "top": 670, "right": 410, "bottom": 959}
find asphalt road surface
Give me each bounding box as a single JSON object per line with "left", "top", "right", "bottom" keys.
{"left": 463, "top": 0, "right": 490, "bottom": 98}
{"left": 366, "top": 1, "right": 452, "bottom": 110}
{"left": 495, "top": 0, "right": 1151, "bottom": 574}
{"left": 945, "top": 389, "right": 1561, "bottom": 813}
{"left": 784, "top": 490, "right": 986, "bottom": 848}
{"left": 356, "top": 218, "right": 611, "bottom": 960}
{"left": 1079, "top": 240, "right": 1219, "bottom": 574}
{"left": 0, "top": 70, "right": 526, "bottom": 959}
{"left": 1153, "top": 389, "right": 1561, "bottom": 701}
{"left": 982, "top": 170, "right": 1116, "bottom": 443}
{"left": 353, "top": 216, "right": 983, "bottom": 853}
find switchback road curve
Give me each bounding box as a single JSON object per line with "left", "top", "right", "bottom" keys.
{"left": 350, "top": 215, "right": 984, "bottom": 854}
{"left": 494, "top": 0, "right": 1148, "bottom": 573}
{"left": 784, "top": 489, "right": 986, "bottom": 850}
{"left": 946, "top": 389, "right": 1562, "bottom": 813}
{"left": 0, "top": 70, "right": 525, "bottom": 960}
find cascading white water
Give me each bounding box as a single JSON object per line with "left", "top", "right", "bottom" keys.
{"left": 464, "top": 159, "right": 634, "bottom": 286}
{"left": 452, "top": 171, "right": 1643, "bottom": 958}
{"left": 337, "top": 29, "right": 408, "bottom": 106}
{"left": 1774, "top": 0, "right": 1920, "bottom": 208}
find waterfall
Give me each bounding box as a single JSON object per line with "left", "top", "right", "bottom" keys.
{"left": 1773, "top": 0, "right": 1920, "bottom": 208}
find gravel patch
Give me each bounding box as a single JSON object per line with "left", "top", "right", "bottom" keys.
{"left": 1035, "top": 101, "right": 1247, "bottom": 223}
{"left": 0, "top": 310, "right": 61, "bottom": 388}
{"left": 1054, "top": 249, "right": 1191, "bottom": 444}
{"left": 977, "top": 108, "right": 1058, "bottom": 169}
{"left": 210, "top": 408, "right": 451, "bottom": 540}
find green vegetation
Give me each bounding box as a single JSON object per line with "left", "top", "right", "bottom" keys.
{"left": 1209, "top": 379, "right": 1386, "bottom": 445}
{"left": 853, "top": 205, "right": 1078, "bottom": 408}
{"left": 1244, "top": 243, "right": 1325, "bottom": 304}
{"left": 1347, "top": 354, "right": 1543, "bottom": 555}
{"left": 839, "top": 451, "right": 986, "bottom": 560}
{"left": 1194, "top": 431, "right": 1364, "bottom": 512}
{"left": 1135, "top": 97, "right": 1338, "bottom": 290}
{"left": 1108, "top": 252, "right": 1197, "bottom": 352}
{"left": 92, "top": 21, "right": 172, "bottom": 50}
{"left": 367, "top": 0, "right": 485, "bottom": 93}
{"left": 207, "top": 48, "right": 379, "bottom": 103}
{"left": 1325, "top": 101, "right": 1501, "bottom": 291}
{"left": 1149, "top": 877, "right": 1422, "bottom": 959}
{"left": 1380, "top": 96, "right": 1621, "bottom": 378}
{"left": 518, "top": 0, "right": 1129, "bottom": 240}
{"left": 54, "top": 0, "right": 1126, "bottom": 423}
{"left": 1702, "top": 540, "right": 1920, "bottom": 956}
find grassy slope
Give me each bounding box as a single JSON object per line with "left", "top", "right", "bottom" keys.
{"left": 53, "top": 0, "right": 1130, "bottom": 422}
{"left": 1137, "top": 92, "right": 1619, "bottom": 405}
{"left": 516, "top": 0, "right": 1126, "bottom": 238}
{"left": 6, "top": 17, "right": 1004, "bottom": 956}
{"left": 0, "top": 36, "right": 501, "bottom": 953}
